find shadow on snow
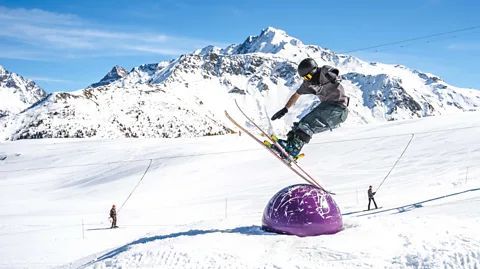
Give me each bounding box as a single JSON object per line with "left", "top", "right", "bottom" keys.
{"left": 342, "top": 187, "right": 480, "bottom": 217}
{"left": 86, "top": 227, "right": 117, "bottom": 231}
{"left": 79, "top": 188, "right": 480, "bottom": 267}
{"left": 81, "top": 225, "right": 272, "bottom": 266}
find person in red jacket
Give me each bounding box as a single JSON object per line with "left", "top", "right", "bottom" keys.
{"left": 110, "top": 205, "right": 118, "bottom": 228}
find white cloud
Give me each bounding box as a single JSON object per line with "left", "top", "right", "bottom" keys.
{"left": 29, "top": 77, "right": 73, "bottom": 83}
{"left": 0, "top": 6, "right": 225, "bottom": 60}
{"left": 0, "top": 6, "right": 83, "bottom": 25}
{"left": 227, "top": 7, "right": 244, "bottom": 17}
{"left": 164, "top": 0, "right": 191, "bottom": 9}
{"left": 448, "top": 43, "right": 480, "bottom": 51}
{"left": 0, "top": 51, "right": 39, "bottom": 61}
{"left": 124, "top": 46, "right": 191, "bottom": 56}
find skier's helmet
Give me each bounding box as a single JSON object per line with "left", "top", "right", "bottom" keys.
{"left": 297, "top": 58, "right": 318, "bottom": 81}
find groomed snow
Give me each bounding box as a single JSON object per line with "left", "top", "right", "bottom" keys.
{"left": 0, "top": 109, "right": 480, "bottom": 268}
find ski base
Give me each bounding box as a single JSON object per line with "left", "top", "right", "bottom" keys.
{"left": 363, "top": 206, "right": 383, "bottom": 212}
{"left": 225, "top": 104, "right": 334, "bottom": 195}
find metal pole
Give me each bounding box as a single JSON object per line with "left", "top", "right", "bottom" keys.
{"left": 465, "top": 167, "right": 469, "bottom": 184}
{"left": 356, "top": 189, "right": 359, "bottom": 205}
{"left": 82, "top": 219, "right": 85, "bottom": 239}
{"left": 375, "top": 134, "right": 414, "bottom": 193}
{"left": 225, "top": 199, "right": 227, "bottom": 219}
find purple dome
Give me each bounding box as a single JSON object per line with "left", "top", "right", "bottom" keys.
{"left": 262, "top": 184, "right": 343, "bottom": 237}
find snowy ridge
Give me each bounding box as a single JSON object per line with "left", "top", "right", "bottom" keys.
{"left": 341, "top": 71, "right": 480, "bottom": 120}
{"left": 88, "top": 65, "right": 129, "bottom": 88}
{"left": 0, "top": 84, "right": 232, "bottom": 140}
{"left": 0, "top": 65, "right": 47, "bottom": 117}
{"left": 228, "top": 26, "right": 305, "bottom": 55}
{"left": 1, "top": 27, "right": 480, "bottom": 140}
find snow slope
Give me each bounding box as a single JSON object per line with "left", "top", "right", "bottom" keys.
{"left": 1, "top": 27, "right": 480, "bottom": 141}
{"left": 0, "top": 65, "right": 47, "bottom": 117}
{"left": 1, "top": 107, "right": 480, "bottom": 268}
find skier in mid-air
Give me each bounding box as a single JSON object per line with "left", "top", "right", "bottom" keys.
{"left": 270, "top": 58, "right": 350, "bottom": 157}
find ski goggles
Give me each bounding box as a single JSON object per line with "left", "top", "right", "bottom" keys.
{"left": 302, "top": 73, "right": 313, "bottom": 81}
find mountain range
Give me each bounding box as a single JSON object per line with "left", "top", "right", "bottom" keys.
{"left": 1, "top": 26, "right": 479, "bottom": 141}
{"left": 0, "top": 65, "right": 47, "bottom": 118}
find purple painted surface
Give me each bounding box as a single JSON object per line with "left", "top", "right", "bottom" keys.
{"left": 262, "top": 184, "right": 343, "bottom": 237}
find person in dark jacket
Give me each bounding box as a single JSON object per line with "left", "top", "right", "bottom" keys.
{"left": 270, "top": 58, "right": 349, "bottom": 157}
{"left": 367, "top": 186, "right": 378, "bottom": 210}
{"left": 110, "top": 205, "right": 118, "bottom": 228}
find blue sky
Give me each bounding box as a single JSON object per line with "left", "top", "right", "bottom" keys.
{"left": 0, "top": 0, "right": 479, "bottom": 93}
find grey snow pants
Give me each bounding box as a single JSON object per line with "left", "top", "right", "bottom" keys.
{"left": 294, "top": 102, "right": 348, "bottom": 142}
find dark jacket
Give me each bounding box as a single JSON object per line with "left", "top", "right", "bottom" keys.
{"left": 368, "top": 189, "right": 376, "bottom": 199}
{"left": 296, "top": 65, "right": 349, "bottom": 108}
{"left": 110, "top": 207, "right": 116, "bottom": 218}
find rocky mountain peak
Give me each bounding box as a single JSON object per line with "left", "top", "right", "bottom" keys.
{"left": 88, "top": 65, "right": 129, "bottom": 88}
{"left": 229, "top": 26, "right": 304, "bottom": 55}
{"left": 0, "top": 65, "right": 47, "bottom": 117}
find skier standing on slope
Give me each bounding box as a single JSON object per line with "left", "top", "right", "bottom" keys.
{"left": 110, "top": 205, "right": 118, "bottom": 228}
{"left": 367, "top": 186, "right": 379, "bottom": 210}
{"left": 270, "top": 58, "right": 349, "bottom": 157}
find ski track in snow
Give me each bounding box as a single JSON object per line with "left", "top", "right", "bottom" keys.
{"left": 75, "top": 216, "right": 480, "bottom": 269}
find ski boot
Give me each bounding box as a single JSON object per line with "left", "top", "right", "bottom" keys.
{"left": 264, "top": 135, "right": 305, "bottom": 162}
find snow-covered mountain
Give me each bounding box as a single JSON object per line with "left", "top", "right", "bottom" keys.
{"left": 0, "top": 65, "right": 47, "bottom": 118}
{"left": 88, "top": 65, "right": 129, "bottom": 88}
{"left": 1, "top": 27, "right": 480, "bottom": 141}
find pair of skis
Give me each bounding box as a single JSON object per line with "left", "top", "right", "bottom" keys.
{"left": 225, "top": 100, "right": 334, "bottom": 195}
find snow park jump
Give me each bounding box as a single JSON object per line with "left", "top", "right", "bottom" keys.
{"left": 262, "top": 184, "right": 343, "bottom": 237}
{"left": 225, "top": 102, "right": 343, "bottom": 237}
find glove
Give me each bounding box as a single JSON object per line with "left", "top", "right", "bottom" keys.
{"left": 325, "top": 71, "right": 337, "bottom": 83}
{"left": 271, "top": 107, "right": 288, "bottom": 120}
